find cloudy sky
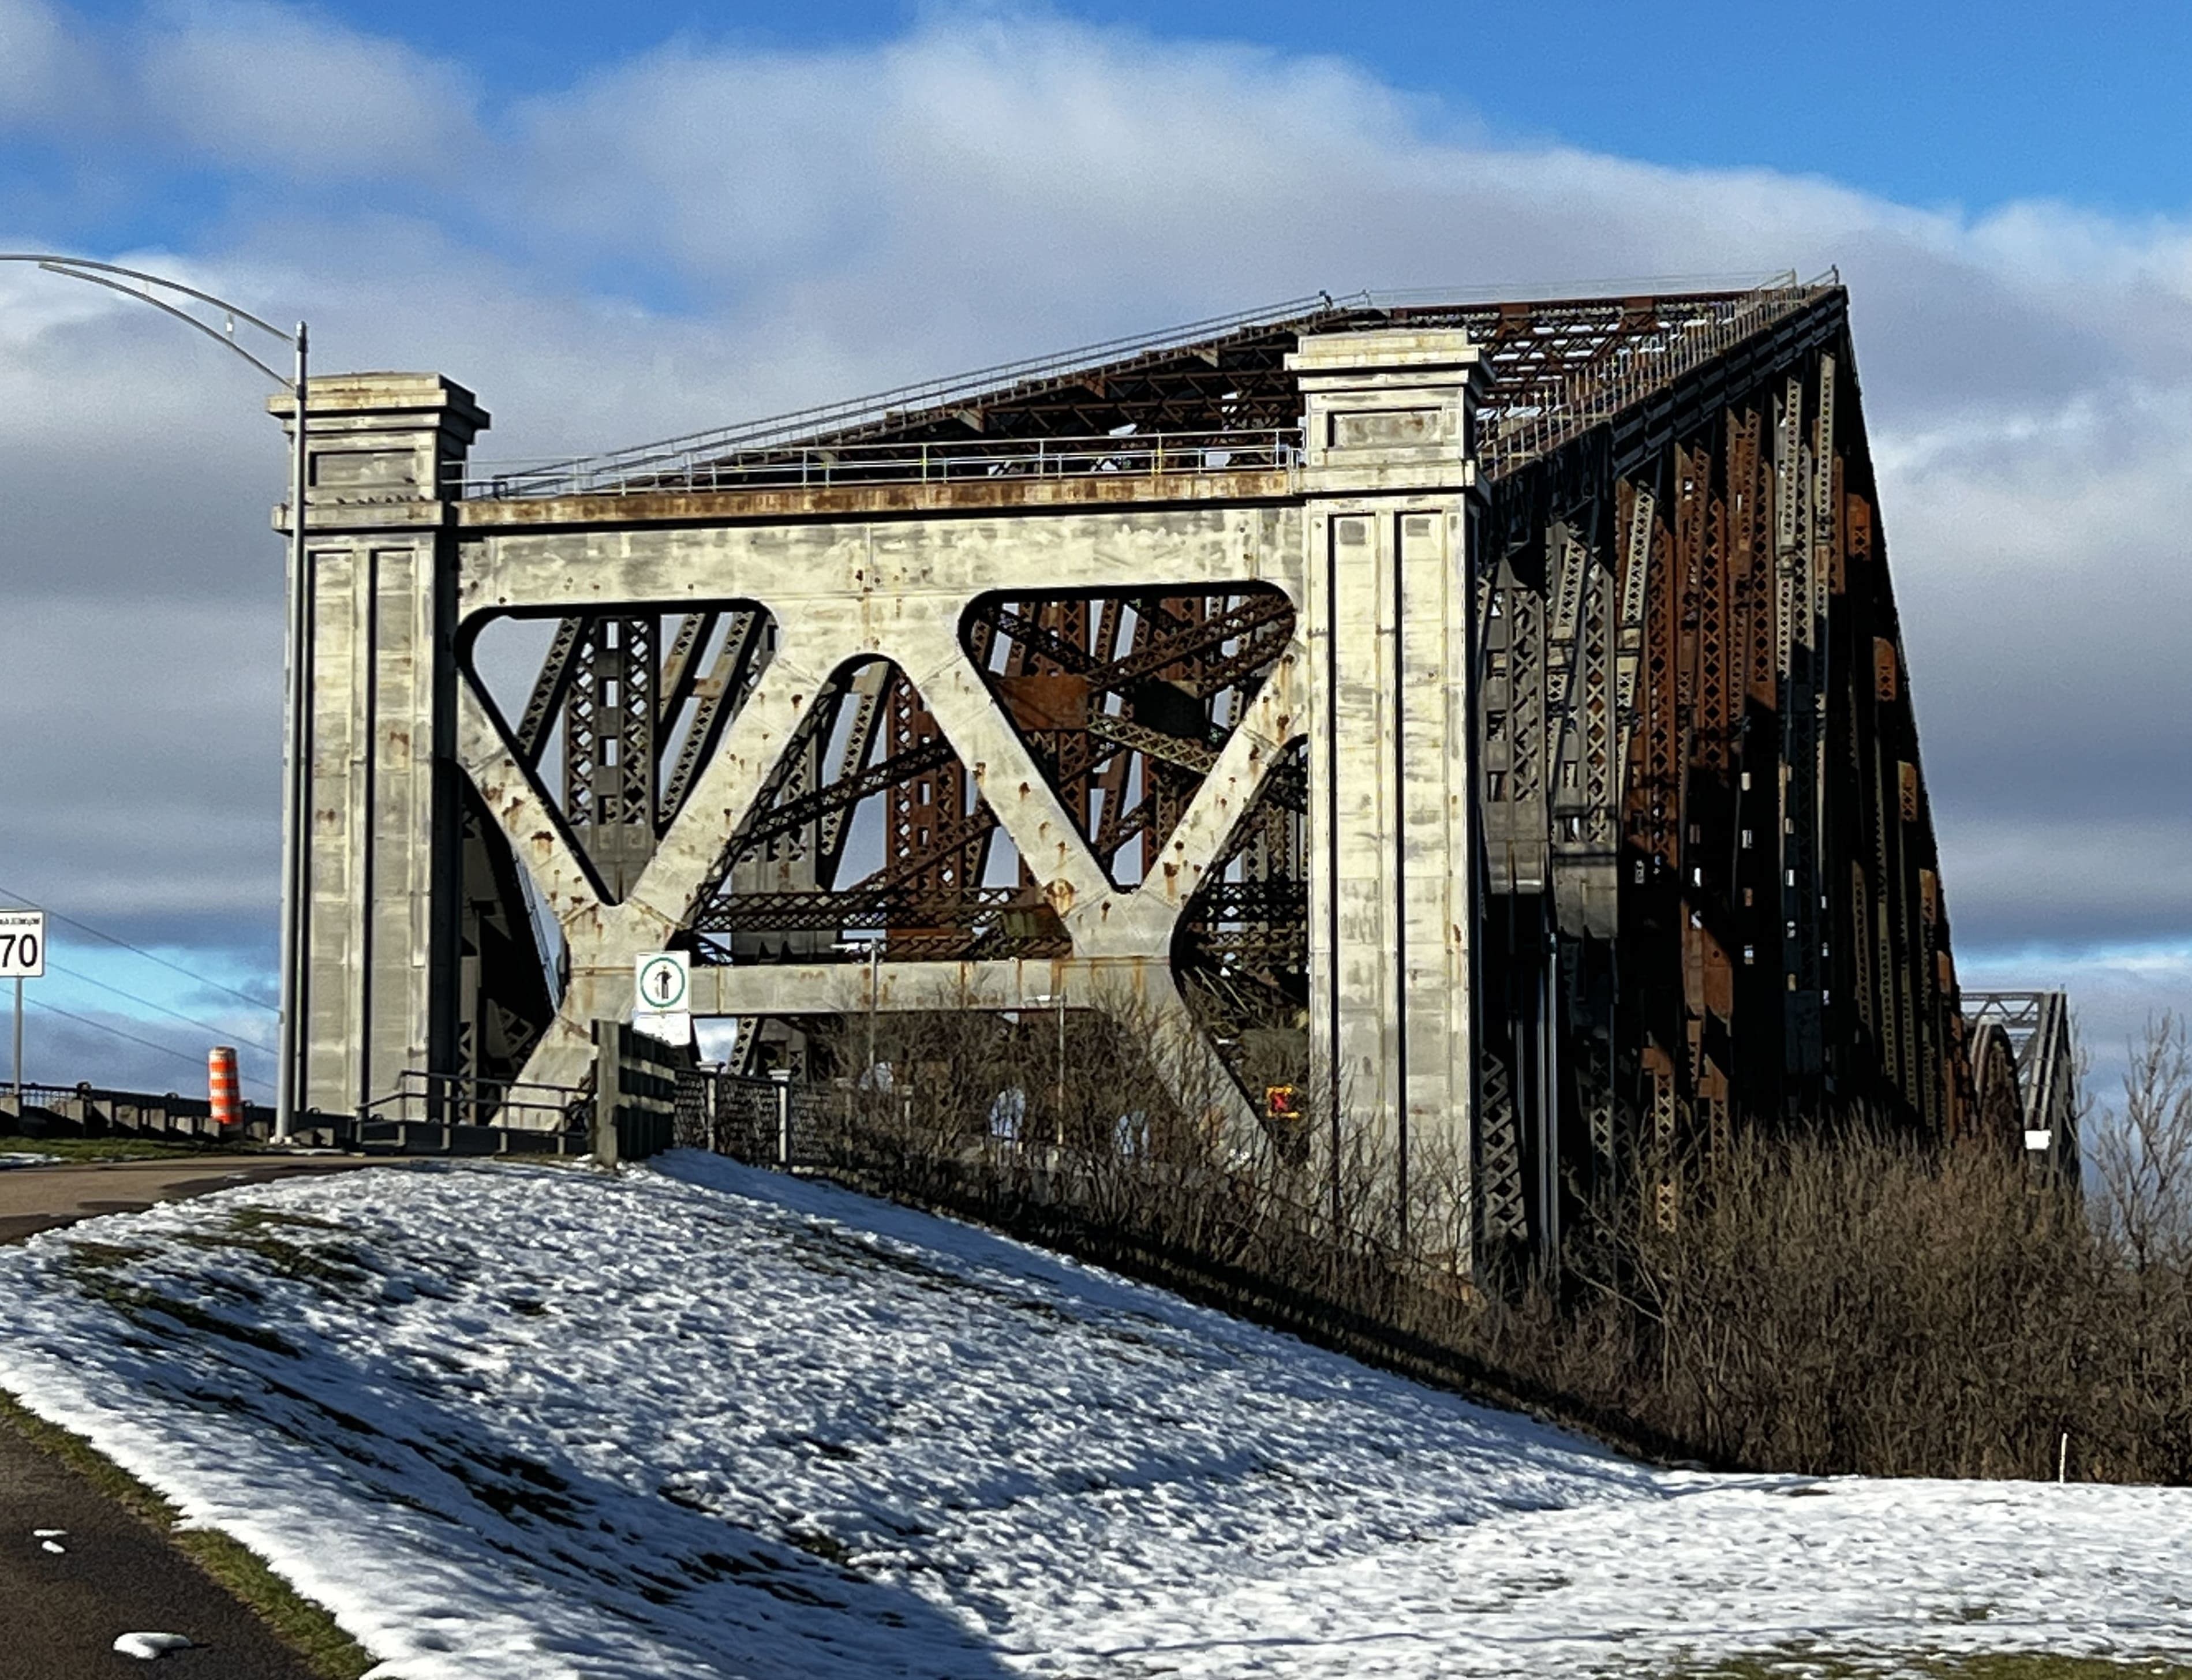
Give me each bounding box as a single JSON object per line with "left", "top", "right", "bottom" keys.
{"left": 3, "top": 0, "right": 2190, "bottom": 1101}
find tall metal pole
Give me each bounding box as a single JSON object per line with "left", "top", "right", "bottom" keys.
{"left": 12, "top": 977, "right": 20, "bottom": 1102}
{"left": 274, "top": 323, "right": 309, "bottom": 1141}
{"left": 4, "top": 259, "right": 306, "bottom": 1131}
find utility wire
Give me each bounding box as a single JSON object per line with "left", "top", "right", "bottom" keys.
{"left": 0, "top": 882, "right": 276, "bottom": 1014}
{"left": 46, "top": 961, "right": 278, "bottom": 1060}
{"left": 21, "top": 996, "right": 233, "bottom": 1080}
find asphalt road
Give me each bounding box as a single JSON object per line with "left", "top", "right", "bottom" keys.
{"left": 0, "top": 1154, "right": 368, "bottom": 1244}
{"left": 0, "top": 1152, "right": 381, "bottom": 1679}
{"left": 0, "top": 1427, "right": 331, "bottom": 1680}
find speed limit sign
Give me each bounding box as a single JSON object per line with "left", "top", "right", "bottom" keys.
{"left": 0, "top": 911, "right": 44, "bottom": 979}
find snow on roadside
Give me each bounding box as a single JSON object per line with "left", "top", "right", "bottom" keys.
{"left": 0, "top": 1153, "right": 2184, "bottom": 1678}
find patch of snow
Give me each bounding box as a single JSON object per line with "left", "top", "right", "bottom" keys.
{"left": 0, "top": 1153, "right": 2180, "bottom": 1679}
{"left": 32, "top": 1528, "right": 65, "bottom": 1537}
{"left": 113, "top": 1632, "right": 193, "bottom": 1658}
{"left": 39, "top": 1538, "right": 63, "bottom": 1553}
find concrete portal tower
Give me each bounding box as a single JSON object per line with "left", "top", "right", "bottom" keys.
{"left": 272, "top": 374, "right": 487, "bottom": 1116}
{"left": 1293, "top": 331, "right": 1487, "bottom": 1254}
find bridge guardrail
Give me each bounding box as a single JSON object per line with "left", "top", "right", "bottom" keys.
{"left": 462, "top": 428, "right": 1304, "bottom": 502}
{"left": 2, "top": 1080, "right": 347, "bottom": 1146}
{"left": 356, "top": 1071, "right": 589, "bottom": 1157}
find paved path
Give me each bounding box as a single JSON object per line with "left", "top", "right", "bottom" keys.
{"left": 0, "top": 1424, "right": 334, "bottom": 1678}
{"left": 1, "top": 1152, "right": 385, "bottom": 1678}
{"left": 0, "top": 1154, "right": 371, "bottom": 1244}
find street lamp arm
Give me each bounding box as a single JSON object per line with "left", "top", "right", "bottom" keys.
{"left": 3, "top": 249, "right": 313, "bottom": 1143}
{"left": 3, "top": 252, "right": 294, "bottom": 349}
{"left": 29, "top": 262, "right": 294, "bottom": 387}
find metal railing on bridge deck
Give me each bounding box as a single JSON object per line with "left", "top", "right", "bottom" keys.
{"left": 355, "top": 1071, "right": 592, "bottom": 1158}
{"left": 460, "top": 428, "right": 1305, "bottom": 503}
{"left": 1475, "top": 273, "right": 1831, "bottom": 479}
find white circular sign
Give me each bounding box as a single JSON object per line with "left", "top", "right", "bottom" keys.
{"left": 635, "top": 952, "right": 689, "bottom": 1012}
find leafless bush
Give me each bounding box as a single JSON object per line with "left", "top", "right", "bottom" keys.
{"left": 763, "top": 1001, "right": 2192, "bottom": 1484}
{"left": 1578, "top": 1128, "right": 2134, "bottom": 1477}
{"left": 2091, "top": 1013, "right": 2192, "bottom": 1274}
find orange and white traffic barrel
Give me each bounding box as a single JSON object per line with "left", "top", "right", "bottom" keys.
{"left": 208, "top": 1046, "right": 240, "bottom": 1131}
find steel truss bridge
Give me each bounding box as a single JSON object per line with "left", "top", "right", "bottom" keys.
{"left": 275, "top": 272, "right": 2061, "bottom": 1266}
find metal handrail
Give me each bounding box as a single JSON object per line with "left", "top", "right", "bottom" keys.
{"left": 1, "top": 1079, "right": 226, "bottom": 1114}
{"left": 1478, "top": 275, "right": 1829, "bottom": 477}
{"left": 462, "top": 272, "right": 1836, "bottom": 501}
{"left": 474, "top": 293, "right": 1353, "bottom": 497}
{"left": 357, "top": 1069, "right": 589, "bottom": 1131}
{"left": 461, "top": 427, "right": 1304, "bottom": 502}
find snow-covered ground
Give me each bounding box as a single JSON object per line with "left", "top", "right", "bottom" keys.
{"left": 0, "top": 1153, "right": 2187, "bottom": 1679}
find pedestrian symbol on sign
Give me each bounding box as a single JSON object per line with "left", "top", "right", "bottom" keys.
{"left": 634, "top": 952, "right": 690, "bottom": 1014}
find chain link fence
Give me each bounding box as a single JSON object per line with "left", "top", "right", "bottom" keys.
{"left": 676, "top": 1067, "right": 845, "bottom": 1168}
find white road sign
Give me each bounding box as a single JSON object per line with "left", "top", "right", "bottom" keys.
{"left": 0, "top": 911, "right": 44, "bottom": 979}
{"left": 634, "top": 951, "right": 690, "bottom": 1015}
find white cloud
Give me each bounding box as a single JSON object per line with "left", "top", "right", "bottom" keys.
{"left": 0, "top": 597, "right": 279, "bottom": 919}
{"left": 0, "top": 0, "right": 96, "bottom": 129}
{"left": 137, "top": 0, "right": 478, "bottom": 179}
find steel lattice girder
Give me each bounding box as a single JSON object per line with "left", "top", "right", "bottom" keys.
{"left": 1465, "top": 299, "right": 1970, "bottom": 1262}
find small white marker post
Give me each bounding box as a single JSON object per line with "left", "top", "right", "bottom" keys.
{"left": 769, "top": 1068, "right": 793, "bottom": 1167}
{"left": 0, "top": 910, "right": 46, "bottom": 1103}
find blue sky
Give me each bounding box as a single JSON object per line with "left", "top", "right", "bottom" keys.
{"left": 19, "top": 0, "right": 2192, "bottom": 274}
{"left": 34, "top": 0, "right": 2192, "bottom": 225}
{"left": 5, "top": 0, "right": 2192, "bottom": 1097}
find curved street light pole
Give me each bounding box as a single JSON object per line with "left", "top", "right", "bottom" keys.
{"left": 1, "top": 256, "right": 309, "bottom": 1141}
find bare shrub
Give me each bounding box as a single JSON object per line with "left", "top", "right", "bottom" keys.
{"left": 2091, "top": 1013, "right": 2192, "bottom": 1274}
{"left": 1569, "top": 1128, "right": 2129, "bottom": 1477}
{"left": 739, "top": 1001, "right": 2192, "bottom": 1484}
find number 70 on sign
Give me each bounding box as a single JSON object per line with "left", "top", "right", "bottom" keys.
{"left": 0, "top": 912, "right": 44, "bottom": 979}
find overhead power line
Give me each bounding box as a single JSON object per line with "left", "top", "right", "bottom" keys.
{"left": 21, "top": 996, "right": 243, "bottom": 1082}
{"left": 47, "top": 960, "right": 279, "bottom": 1060}
{"left": 0, "top": 882, "right": 277, "bottom": 1014}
